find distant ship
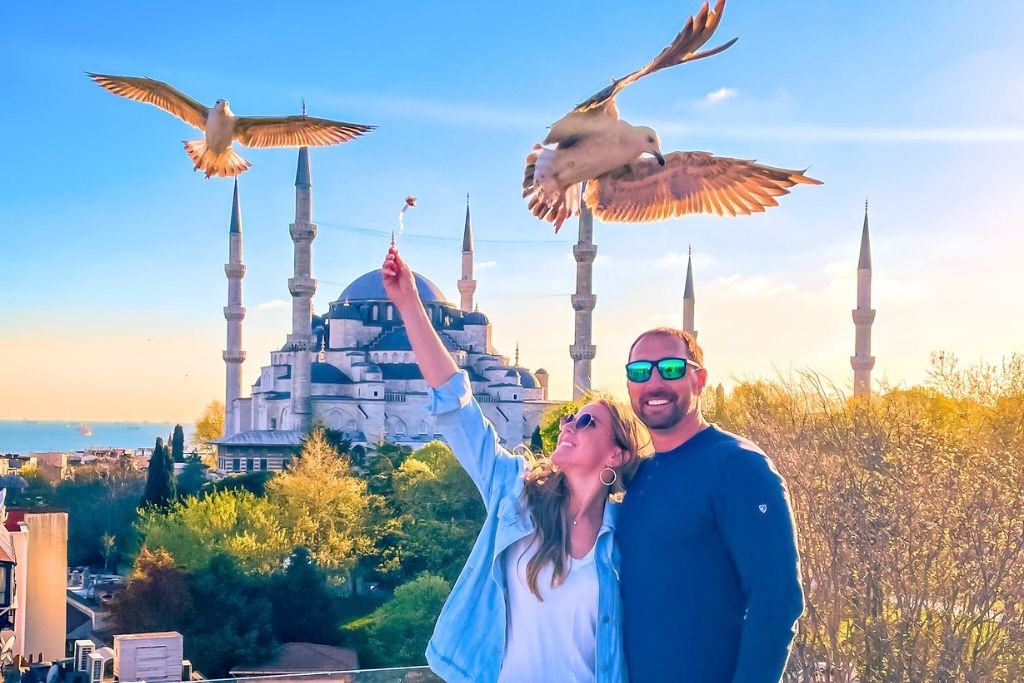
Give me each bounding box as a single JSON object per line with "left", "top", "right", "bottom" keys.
{"left": 78, "top": 424, "right": 93, "bottom": 437}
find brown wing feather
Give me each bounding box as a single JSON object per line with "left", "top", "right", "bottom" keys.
{"left": 585, "top": 152, "right": 821, "bottom": 224}
{"left": 573, "top": 0, "right": 737, "bottom": 114}
{"left": 233, "top": 115, "right": 375, "bottom": 149}
{"left": 87, "top": 73, "right": 209, "bottom": 129}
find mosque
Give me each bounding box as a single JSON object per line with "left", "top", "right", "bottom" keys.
{"left": 215, "top": 149, "right": 556, "bottom": 473}
{"left": 215, "top": 148, "right": 876, "bottom": 474}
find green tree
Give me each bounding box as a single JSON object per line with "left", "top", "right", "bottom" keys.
{"left": 101, "top": 533, "right": 116, "bottom": 573}
{"left": 108, "top": 547, "right": 191, "bottom": 633}
{"left": 136, "top": 488, "right": 288, "bottom": 573}
{"left": 176, "top": 456, "right": 207, "bottom": 499}
{"left": 171, "top": 424, "right": 186, "bottom": 463}
{"left": 55, "top": 462, "right": 145, "bottom": 568}
{"left": 530, "top": 425, "right": 543, "bottom": 452}
{"left": 266, "top": 428, "right": 375, "bottom": 572}
{"left": 538, "top": 400, "right": 582, "bottom": 454}
{"left": 378, "top": 441, "right": 484, "bottom": 585}
{"left": 206, "top": 470, "right": 274, "bottom": 497}
{"left": 183, "top": 554, "right": 275, "bottom": 678}
{"left": 271, "top": 547, "right": 342, "bottom": 644}
{"left": 140, "top": 437, "right": 176, "bottom": 509}
{"left": 350, "top": 573, "right": 451, "bottom": 668}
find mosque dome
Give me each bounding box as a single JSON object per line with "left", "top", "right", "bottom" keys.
{"left": 463, "top": 311, "right": 490, "bottom": 325}
{"left": 513, "top": 367, "right": 540, "bottom": 389}
{"left": 335, "top": 269, "right": 449, "bottom": 305}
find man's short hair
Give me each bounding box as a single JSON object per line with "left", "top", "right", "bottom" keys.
{"left": 629, "top": 328, "right": 705, "bottom": 367}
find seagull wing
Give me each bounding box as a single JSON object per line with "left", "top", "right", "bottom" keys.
{"left": 585, "top": 151, "right": 821, "bottom": 223}
{"left": 87, "top": 73, "right": 209, "bottom": 130}
{"left": 233, "top": 115, "right": 376, "bottom": 148}
{"left": 573, "top": 0, "right": 737, "bottom": 114}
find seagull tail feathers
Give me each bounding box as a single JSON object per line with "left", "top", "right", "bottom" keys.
{"left": 522, "top": 145, "right": 580, "bottom": 232}
{"left": 183, "top": 139, "right": 252, "bottom": 178}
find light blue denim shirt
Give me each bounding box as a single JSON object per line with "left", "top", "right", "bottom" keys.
{"left": 424, "top": 370, "right": 627, "bottom": 683}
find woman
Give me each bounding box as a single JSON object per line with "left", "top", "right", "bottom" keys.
{"left": 381, "top": 246, "right": 649, "bottom": 683}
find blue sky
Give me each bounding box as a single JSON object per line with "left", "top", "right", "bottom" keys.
{"left": 2, "top": 2, "right": 1023, "bottom": 420}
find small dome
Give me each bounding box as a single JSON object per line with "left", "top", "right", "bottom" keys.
{"left": 514, "top": 367, "right": 539, "bottom": 389}
{"left": 463, "top": 311, "right": 490, "bottom": 325}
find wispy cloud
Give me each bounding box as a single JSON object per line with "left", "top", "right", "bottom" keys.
{"left": 477, "top": 260, "right": 498, "bottom": 270}
{"left": 703, "top": 87, "right": 738, "bottom": 106}
{"left": 254, "top": 299, "right": 290, "bottom": 312}
{"left": 653, "top": 121, "right": 1024, "bottom": 144}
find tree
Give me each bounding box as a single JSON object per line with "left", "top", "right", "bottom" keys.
{"left": 377, "top": 441, "right": 484, "bottom": 585}
{"left": 182, "top": 554, "right": 275, "bottom": 678}
{"left": 171, "top": 424, "right": 186, "bottom": 463}
{"left": 101, "top": 533, "right": 116, "bottom": 573}
{"left": 207, "top": 470, "right": 274, "bottom": 497}
{"left": 55, "top": 463, "right": 145, "bottom": 568}
{"left": 176, "top": 456, "right": 207, "bottom": 499}
{"left": 703, "top": 354, "right": 1024, "bottom": 682}
{"left": 530, "top": 425, "right": 543, "bottom": 452}
{"left": 192, "top": 400, "right": 225, "bottom": 468}
{"left": 140, "top": 437, "right": 176, "bottom": 509}
{"left": 136, "top": 489, "right": 288, "bottom": 574}
{"left": 271, "top": 547, "right": 342, "bottom": 644}
{"left": 108, "top": 547, "right": 191, "bottom": 633}
{"left": 538, "top": 400, "right": 582, "bottom": 454}
{"left": 266, "top": 428, "right": 375, "bottom": 573}
{"left": 350, "top": 573, "right": 451, "bottom": 667}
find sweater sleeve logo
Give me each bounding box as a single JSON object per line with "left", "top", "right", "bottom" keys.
{"left": 758, "top": 504, "right": 768, "bottom": 514}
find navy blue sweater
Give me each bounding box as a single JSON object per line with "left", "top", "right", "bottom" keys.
{"left": 617, "top": 425, "right": 803, "bottom": 682}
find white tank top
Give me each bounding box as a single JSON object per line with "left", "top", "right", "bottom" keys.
{"left": 497, "top": 533, "right": 599, "bottom": 683}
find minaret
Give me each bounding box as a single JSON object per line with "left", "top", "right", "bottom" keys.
{"left": 287, "top": 147, "right": 316, "bottom": 431}
{"left": 570, "top": 195, "right": 597, "bottom": 399}
{"left": 223, "top": 180, "right": 246, "bottom": 437}
{"left": 457, "top": 194, "right": 477, "bottom": 312}
{"left": 683, "top": 245, "right": 697, "bottom": 337}
{"left": 851, "top": 200, "right": 875, "bottom": 397}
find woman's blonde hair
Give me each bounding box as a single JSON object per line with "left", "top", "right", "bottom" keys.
{"left": 521, "top": 395, "right": 651, "bottom": 599}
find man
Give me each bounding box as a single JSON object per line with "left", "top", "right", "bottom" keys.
{"left": 616, "top": 328, "right": 803, "bottom": 682}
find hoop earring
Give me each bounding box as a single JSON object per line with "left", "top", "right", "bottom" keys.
{"left": 600, "top": 467, "right": 617, "bottom": 487}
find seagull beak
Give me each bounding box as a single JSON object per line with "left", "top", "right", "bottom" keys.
{"left": 654, "top": 151, "right": 666, "bottom": 166}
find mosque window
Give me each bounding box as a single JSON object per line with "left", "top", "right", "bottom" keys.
{"left": 247, "top": 458, "right": 254, "bottom": 471}
{"left": 372, "top": 306, "right": 379, "bottom": 321}
{"left": 386, "top": 304, "right": 393, "bottom": 320}
{"left": 270, "top": 418, "right": 277, "bottom": 431}
{"left": 232, "top": 458, "right": 240, "bottom": 471}
{"left": 261, "top": 458, "right": 268, "bottom": 470}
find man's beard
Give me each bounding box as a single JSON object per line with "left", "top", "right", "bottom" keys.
{"left": 635, "top": 393, "right": 691, "bottom": 430}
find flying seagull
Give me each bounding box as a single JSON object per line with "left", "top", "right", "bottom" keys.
{"left": 522, "top": 0, "right": 821, "bottom": 232}
{"left": 87, "top": 73, "right": 375, "bottom": 178}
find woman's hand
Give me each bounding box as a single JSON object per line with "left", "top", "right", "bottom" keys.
{"left": 382, "top": 246, "right": 419, "bottom": 310}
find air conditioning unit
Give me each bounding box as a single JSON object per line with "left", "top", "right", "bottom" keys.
{"left": 88, "top": 654, "right": 103, "bottom": 683}
{"left": 74, "top": 641, "right": 94, "bottom": 672}
{"left": 181, "top": 660, "right": 192, "bottom": 681}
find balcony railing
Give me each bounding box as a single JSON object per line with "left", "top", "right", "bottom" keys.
{"left": 205, "top": 667, "right": 442, "bottom": 683}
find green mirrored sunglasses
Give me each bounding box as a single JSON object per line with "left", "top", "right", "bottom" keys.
{"left": 625, "top": 357, "right": 699, "bottom": 383}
